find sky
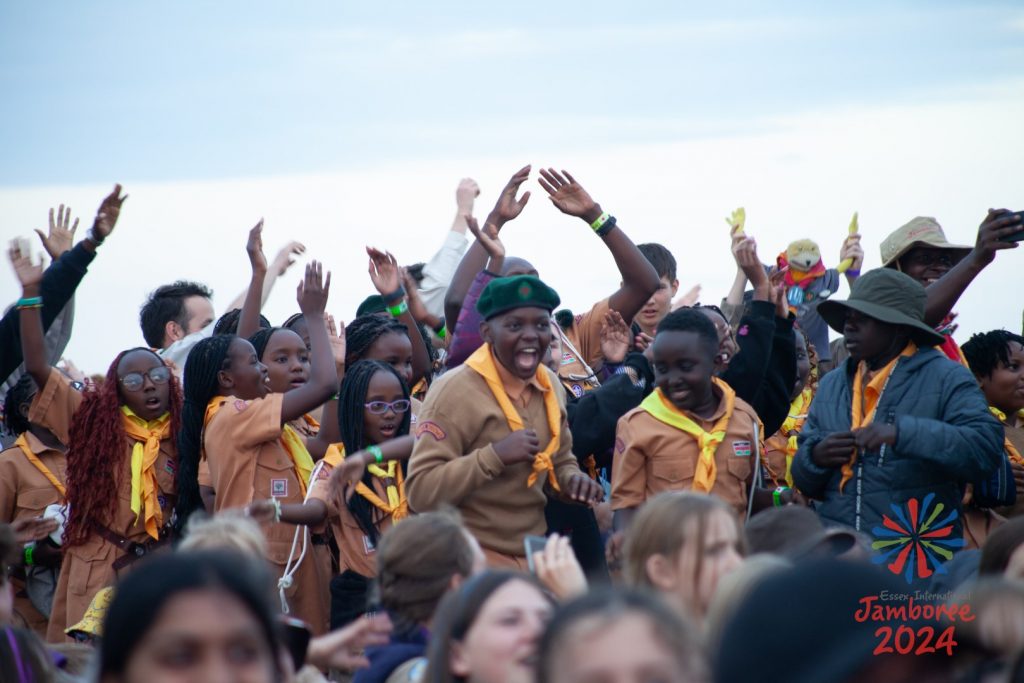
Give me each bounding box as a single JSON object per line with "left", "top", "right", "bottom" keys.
{"left": 1, "top": 1, "right": 1023, "bottom": 372}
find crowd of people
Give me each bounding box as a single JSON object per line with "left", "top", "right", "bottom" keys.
{"left": 0, "top": 168, "right": 1023, "bottom": 682}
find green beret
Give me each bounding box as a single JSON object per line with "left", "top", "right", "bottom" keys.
{"left": 476, "top": 275, "right": 561, "bottom": 320}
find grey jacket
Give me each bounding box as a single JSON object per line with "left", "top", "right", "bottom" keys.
{"left": 792, "top": 347, "right": 1003, "bottom": 551}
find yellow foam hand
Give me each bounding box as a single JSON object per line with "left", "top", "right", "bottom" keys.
{"left": 726, "top": 207, "right": 746, "bottom": 235}
{"left": 837, "top": 212, "right": 859, "bottom": 273}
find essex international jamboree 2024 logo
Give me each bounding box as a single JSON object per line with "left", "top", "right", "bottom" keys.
{"left": 870, "top": 494, "right": 964, "bottom": 584}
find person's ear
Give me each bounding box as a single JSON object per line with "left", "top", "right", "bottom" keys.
{"left": 18, "top": 401, "right": 31, "bottom": 421}
{"left": 645, "top": 553, "right": 679, "bottom": 591}
{"left": 671, "top": 279, "right": 680, "bottom": 296}
{"left": 448, "top": 573, "right": 465, "bottom": 592}
{"left": 217, "top": 368, "right": 235, "bottom": 391}
{"left": 165, "top": 320, "right": 185, "bottom": 344}
{"left": 450, "top": 640, "right": 471, "bottom": 678}
{"left": 480, "top": 320, "right": 494, "bottom": 345}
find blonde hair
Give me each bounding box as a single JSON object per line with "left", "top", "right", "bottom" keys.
{"left": 624, "top": 491, "right": 742, "bottom": 589}
{"left": 179, "top": 511, "right": 268, "bottom": 558}
{"left": 704, "top": 554, "right": 791, "bottom": 648}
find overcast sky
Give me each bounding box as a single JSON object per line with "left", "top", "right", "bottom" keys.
{"left": 2, "top": 1, "right": 1023, "bottom": 372}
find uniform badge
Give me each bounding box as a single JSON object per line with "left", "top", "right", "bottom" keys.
{"left": 234, "top": 399, "right": 249, "bottom": 412}
{"left": 732, "top": 441, "right": 752, "bottom": 457}
{"left": 416, "top": 421, "right": 446, "bottom": 441}
{"left": 271, "top": 479, "right": 288, "bottom": 497}
{"left": 571, "top": 384, "right": 584, "bottom": 398}
{"left": 363, "top": 535, "right": 377, "bottom": 555}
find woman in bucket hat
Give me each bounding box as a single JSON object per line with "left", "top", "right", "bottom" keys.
{"left": 791, "top": 268, "right": 1004, "bottom": 583}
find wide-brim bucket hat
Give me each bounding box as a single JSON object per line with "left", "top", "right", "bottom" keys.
{"left": 880, "top": 216, "right": 972, "bottom": 268}
{"left": 818, "top": 268, "right": 944, "bottom": 347}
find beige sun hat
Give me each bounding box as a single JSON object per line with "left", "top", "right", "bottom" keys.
{"left": 879, "top": 217, "right": 972, "bottom": 268}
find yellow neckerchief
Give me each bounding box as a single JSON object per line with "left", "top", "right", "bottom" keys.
{"left": 639, "top": 378, "right": 736, "bottom": 493}
{"left": 990, "top": 407, "right": 1024, "bottom": 466}
{"left": 411, "top": 378, "right": 429, "bottom": 401}
{"left": 464, "top": 344, "right": 562, "bottom": 491}
{"left": 120, "top": 406, "right": 172, "bottom": 540}
{"left": 14, "top": 434, "right": 66, "bottom": 499}
{"left": 202, "top": 396, "right": 228, "bottom": 463}
{"left": 280, "top": 424, "right": 315, "bottom": 497}
{"left": 325, "top": 443, "right": 408, "bottom": 522}
{"left": 841, "top": 343, "right": 917, "bottom": 492}
{"left": 782, "top": 387, "right": 815, "bottom": 487}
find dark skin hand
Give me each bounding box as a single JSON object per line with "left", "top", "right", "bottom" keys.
{"left": 493, "top": 428, "right": 540, "bottom": 465}
{"left": 564, "top": 473, "right": 604, "bottom": 505}
{"left": 853, "top": 423, "right": 898, "bottom": 451}
{"left": 83, "top": 184, "right": 128, "bottom": 252}
{"left": 811, "top": 431, "right": 857, "bottom": 468}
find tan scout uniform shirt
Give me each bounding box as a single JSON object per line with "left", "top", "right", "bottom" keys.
{"left": 559, "top": 299, "right": 611, "bottom": 397}
{"left": 204, "top": 393, "right": 328, "bottom": 634}
{"left": 406, "top": 363, "right": 582, "bottom": 557}
{"left": 0, "top": 432, "right": 66, "bottom": 637}
{"left": 29, "top": 369, "right": 177, "bottom": 643}
{"left": 309, "top": 465, "right": 393, "bottom": 578}
{"left": 611, "top": 389, "right": 760, "bottom": 518}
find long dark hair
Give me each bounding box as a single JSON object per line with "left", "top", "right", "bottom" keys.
{"left": 2, "top": 375, "right": 35, "bottom": 437}
{"left": 65, "top": 349, "right": 183, "bottom": 548}
{"left": 174, "top": 335, "right": 236, "bottom": 532}
{"left": 338, "top": 360, "right": 410, "bottom": 545}
{"left": 98, "top": 550, "right": 281, "bottom": 678}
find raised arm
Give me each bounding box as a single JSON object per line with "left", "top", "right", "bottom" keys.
{"left": 444, "top": 166, "right": 531, "bottom": 328}
{"left": 367, "top": 247, "right": 431, "bottom": 386}
{"left": 10, "top": 241, "right": 49, "bottom": 389}
{"left": 225, "top": 240, "right": 306, "bottom": 312}
{"left": 922, "top": 209, "right": 1021, "bottom": 327}
{"left": 306, "top": 314, "right": 345, "bottom": 459}
{"left": 538, "top": 168, "right": 659, "bottom": 323}
{"left": 236, "top": 220, "right": 268, "bottom": 340}
{"left": 281, "top": 262, "right": 338, "bottom": 423}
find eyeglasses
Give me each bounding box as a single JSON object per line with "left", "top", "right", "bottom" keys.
{"left": 119, "top": 366, "right": 171, "bottom": 392}
{"left": 364, "top": 399, "right": 411, "bottom": 415}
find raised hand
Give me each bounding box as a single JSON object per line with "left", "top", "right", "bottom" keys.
{"left": 246, "top": 219, "right": 268, "bottom": 273}
{"left": 35, "top": 205, "right": 79, "bottom": 259}
{"left": 732, "top": 234, "right": 767, "bottom": 288}
{"left": 11, "top": 516, "right": 59, "bottom": 544}
{"left": 8, "top": 239, "right": 45, "bottom": 291}
{"left": 769, "top": 268, "right": 790, "bottom": 318}
{"left": 271, "top": 240, "right": 306, "bottom": 276}
{"left": 970, "top": 209, "right": 1022, "bottom": 267}
{"left": 326, "top": 314, "right": 347, "bottom": 371}
{"left": 58, "top": 358, "right": 87, "bottom": 383}
{"left": 671, "top": 284, "right": 702, "bottom": 311}
{"left": 297, "top": 261, "right": 331, "bottom": 317}
{"left": 600, "top": 310, "right": 631, "bottom": 364}
{"left": 839, "top": 234, "right": 864, "bottom": 274}
{"left": 89, "top": 184, "right": 128, "bottom": 243}
{"left": 456, "top": 178, "right": 481, "bottom": 214}
{"left": 532, "top": 534, "right": 588, "bottom": 601}
{"left": 402, "top": 267, "right": 431, "bottom": 322}
{"left": 493, "top": 428, "right": 540, "bottom": 466}
{"left": 466, "top": 215, "right": 505, "bottom": 261}
{"left": 538, "top": 168, "right": 602, "bottom": 224}
{"left": 329, "top": 452, "right": 370, "bottom": 503}
{"left": 366, "top": 247, "right": 401, "bottom": 296}
{"left": 489, "top": 165, "right": 531, "bottom": 226}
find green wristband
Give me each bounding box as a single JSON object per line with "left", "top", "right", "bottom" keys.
{"left": 388, "top": 300, "right": 409, "bottom": 318}
{"left": 23, "top": 545, "right": 35, "bottom": 566}
{"left": 590, "top": 211, "right": 610, "bottom": 231}
{"left": 772, "top": 486, "right": 790, "bottom": 507}
{"left": 16, "top": 296, "right": 43, "bottom": 309}
{"left": 368, "top": 445, "right": 384, "bottom": 464}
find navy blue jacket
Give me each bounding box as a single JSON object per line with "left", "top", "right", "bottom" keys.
{"left": 792, "top": 347, "right": 1003, "bottom": 550}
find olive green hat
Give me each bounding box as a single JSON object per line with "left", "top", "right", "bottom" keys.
{"left": 879, "top": 217, "right": 972, "bottom": 268}
{"left": 818, "top": 268, "right": 944, "bottom": 346}
{"left": 476, "top": 275, "right": 561, "bottom": 321}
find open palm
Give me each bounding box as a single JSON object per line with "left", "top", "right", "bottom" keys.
{"left": 538, "top": 168, "right": 599, "bottom": 220}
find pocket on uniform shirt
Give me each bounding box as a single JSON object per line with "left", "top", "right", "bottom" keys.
{"left": 726, "top": 455, "right": 752, "bottom": 484}
{"left": 66, "top": 554, "right": 101, "bottom": 597}
{"left": 650, "top": 452, "right": 696, "bottom": 487}
{"left": 255, "top": 452, "right": 298, "bottom": 501}
{"left": 18, "top": 487, "right": 58, "bottom": 518}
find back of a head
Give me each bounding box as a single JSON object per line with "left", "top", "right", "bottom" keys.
{"left": 375, "top": 510, "right": 476, "bottom": 629}
{"left": 624, "top": 491, "right": 737, "bottom": 589}
{"left": 179, "top": 511, "right": 268, "bottom": 559}
{"left": 0, "top": 626, "right": 57, "bottom": 683}
{"left": 704, "top": 554, "right": 792, "bottom": 649}
{"left": 979, "top": 516, "right": 1024, "bottom": 577}
{"left": 744, "top": 506, "right": 824, "bottom": 556}
{"left": 638, "top": 243, "right": 677, "bottom": 281}
{"left": 99, "top": 550, "right": 279, "bottom": 680}
{"left": 538, "top": 588, "right": 706, "bottom": 683}
{"left": 139, "top": 280, "right": 213, "bottom": 348}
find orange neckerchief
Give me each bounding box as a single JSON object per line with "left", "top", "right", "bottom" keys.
{"left": 639, "top": 378, "right": 737, "bottom": 493}
{"left": 14, "top": 434, "right": 66, "bottom": 499}
{"left": 120, "top": 406, "right": 172, "bottom": 540}
{"left": 202, "top": 397, "right": 228, "bottom": 463}
{"left": 464, "top": 344, "right": 562, "bottom": 491}
{"left": 779, "top": 386, "right": 814, "bottom": 488}
{"left": 990, "top": 407, "right": 1024, "bottom": 466}
{"left": 302, "top": 413, "right": 320, "bottom": 432}
{"left": 841, "top": 343, "right": 917, "bottom": 491}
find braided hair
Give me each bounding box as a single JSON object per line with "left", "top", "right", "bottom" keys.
{"left": 213, "top": 308, "right": 271, "bottom": 336}
{"left": 963, "top": 330, "right": 1024, "bottom": 379}
{"left": 64, "top": 349, "right": 183, "bottom": 548}
{"left": 2, "top": 375, "right": 36, "bottom": 437}
{"left": 338, "top": 360, "right": 410, "bottom": 546}
{"left": 344, "top": 315, "right": 410, "bottom": 368}
{"left": 174, "top": 335, "right": 236, "bottom": 532}
{"left": 248, "top": 327, "right": 282, "bottom": 360}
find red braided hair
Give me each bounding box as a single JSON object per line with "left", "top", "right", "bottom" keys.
{"left": 63, "top": 349, "right": 183, "bottom": 548}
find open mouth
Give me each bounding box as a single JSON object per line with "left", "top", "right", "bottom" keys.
{"left": 514, "top": 348, "right": 540, "bottom": 373}
{"left": 290, "top": 378, "right": 306, "bottom": 389}
{"left": 144, "top": 396, "right": 161, "bottom": 409}
{"left": 379, "top": 423, "right": 397, "bottom": 438}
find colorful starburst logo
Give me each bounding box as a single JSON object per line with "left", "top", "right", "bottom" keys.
{"left": 870, "top": 493, "right": 964, "bottom": 584}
